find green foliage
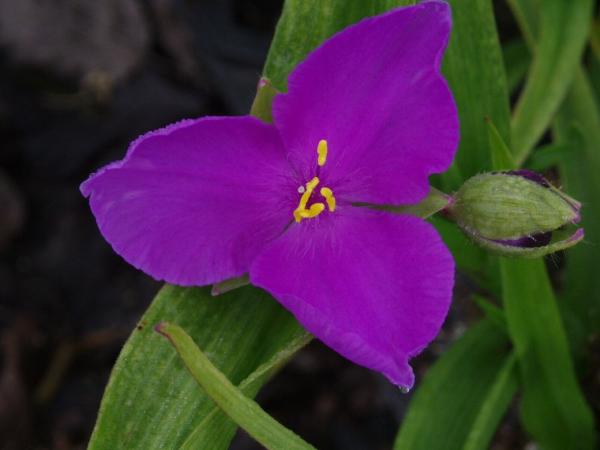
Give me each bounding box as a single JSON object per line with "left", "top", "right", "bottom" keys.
{"left": 509, "top": 0, "right": 593, "bottom": 165}
{"left": 486, "top": 119, "right": 514, "bottom": 170}
{"left": 394, "top": 320, "right": 515, "bottom": 450}
{"left": 462, "top": 353, "right": 518, "bottom": 450}
{"left": 177, "top": 328, "right": 310, "bottom": 449}
{"left": 488, "top": 86, "right": 595, "bottom": 448}
{"left": 156, "top": 322, "right": 315, "bottom": 450}
{"left": 87, "top": 286, "right": 309, "bottom": 449}
{"left": 440, "top": 0, "right": 511, "bottom": 185}
{"left": 554, "top": 76, "right": 600, "bottom": 336}
{"left": 500, "top": 260, "right": 596, "bottom": 450}
{"left": 503, "top": 39, "right": 530, "bottom": 94}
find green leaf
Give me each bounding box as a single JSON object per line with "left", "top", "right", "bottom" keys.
{"left": 156, "top": 322, "right": 316, "bottom": 450}
{"left": 503, "top": 39, "right": 530, "bottom": 94}
{"left": 554, "top": 74, "right": 600, "bottom": 335}
{"left": 440, "top": 0, "right": 511, "bottom": 185}
{"left": 509, "top": 0, "right": 593, "bottom": 165}
{"left": 505, "top": 0, "right": 537, "bottom": 47}
{"left": 87, "top": 286, "right": 309, "bottom": 449}
{"left": 250, "top": 78, "right": 280, "bottom": 123}
{"left": 500, "top": 258, "right": 596, "bottom": 450}
{"left": 463, "top": 353, "right": 518, "bottom": 450}
{"left": 394, "top": 320, "right": 514, "bottom": 450}
{"left": 179, "top": 330, "right": 311, "bottom": 449}
{"left": 589, "top": 21, "right": 600, "bottom": 105}
{"left": 486, "top": 118, "right": 515, "bottom": 170}
{"left": 510, "top": 0, "right": 600, "bottom": 369}
{"left": 485, "top": 77, "right": 595, "bottom": 448}
{"left": 472, "top": 295, "right": 506, "bottom": 330}
{"left": 524, "top": 142, "right": 572, "bottom": 172}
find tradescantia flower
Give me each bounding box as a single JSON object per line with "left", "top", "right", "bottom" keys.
{"left": 81, "top": 1, "right": 458, "bottom": 389}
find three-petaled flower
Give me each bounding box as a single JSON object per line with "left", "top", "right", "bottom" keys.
{"left": 81, "top": 0, "right": 459, "bottom": 389}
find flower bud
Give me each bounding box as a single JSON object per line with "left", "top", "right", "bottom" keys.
{"left": 447, "top": 170, "right": 583, "bottom": 257}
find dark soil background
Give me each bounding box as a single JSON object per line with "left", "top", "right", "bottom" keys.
{"left": 0, "top": 1, "right": 526, "bottom": 449}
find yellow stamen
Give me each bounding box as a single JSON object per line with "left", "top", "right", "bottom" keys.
{"left": 294, "top": 176, "right": 321, "bottom": 222}
{"left": 293, "top": 209, "right": 303, "bottom": 223}
{"left": 317, "top": 140, "right": 328, "bottom": 166}
{"left": 292, "top": 140, "right": 337, "bottom": 222}
{"left": 299, "top": 177, "right": 319, "bottom": 207}
{"left": 306, "top": 176, "right": 320, "bottom": 191}
{"left": 320, "top": 187, "right": 336, "bottom": 212}
{"left": 299, "top": 202, "right": 325, "bottom": 219}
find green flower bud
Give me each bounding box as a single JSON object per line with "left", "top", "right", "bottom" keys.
{"left": 447, "top": 170, "right": 583, "bottom": 257}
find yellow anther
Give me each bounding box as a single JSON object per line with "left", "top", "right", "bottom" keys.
{"left": 292, "top": 141, "right": 336, "bottom": 223}
{"left": 300, "top": 202, "right": 325, "bottom": 219}
{"left": 317, "top": 140, "right": 328, "bottom": 166}
{"left": 320, "top": 187, "right": 336, "bottom": 212}
{"left": 297, "top": 176, "right": 319, "bottom": 209}
{"left": 294, "top": 177, "right": 322, "bottom": 222}
{"left": 306, "top": 176, "right": 320, "bottom": 191}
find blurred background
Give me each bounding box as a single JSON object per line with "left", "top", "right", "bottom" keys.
{"left": 0, "top": 1, "right": 552, "bottom": 449}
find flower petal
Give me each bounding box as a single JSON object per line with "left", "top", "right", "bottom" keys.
{"left": 273, "top": 1, "right": 458, "bottom": 205}
{"left": 249, "top": 209, "right": 454, "bottom": 387}
{"left": 81, "top": 116, "right": 296, "bottom": 286}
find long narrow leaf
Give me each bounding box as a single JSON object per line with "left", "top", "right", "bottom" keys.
{"left": 554, "top": 74, "right": 600, "bottom": 336}
{"left": 463, "top": 353, "right": 518, "bottom": 450}
{"left": 500, "top": 259, "right": 596, "bottom": 450}
{"left": 509, "top": 0, "right": 593, "bottom": 165}
{"left": 88, "top": 286, "right": 307, "bottom": 449}
{"left": 488, "top": 67, "right": 596, "bottom": 446}
{"left": 487, "top": 118, "right": 515, "bottom": 170}
{"left": 440, "top": 0, "right": 511, "bottom": 184}
{"left": 156, "top": 322, "right": 316, "bottom": 450}
{"left": 503, "top": 39, "right": 531, "bottom": 94}
{"left": 179, "top": 331, "right": 312, "bottom": 449}
{"left": 394, "top": 320, "right": 512, "bottom": 450}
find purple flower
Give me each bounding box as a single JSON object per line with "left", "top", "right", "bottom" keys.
{"left": 81, "top": 1, "right": 458, "bottom": 389}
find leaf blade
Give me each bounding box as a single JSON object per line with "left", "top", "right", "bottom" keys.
{"left": 463, "top": 353, "right": 518, "bottom": 450}
{"left": 440, "top": 0, "right": 511, "bottom": 184}
{"left": 554, "top": 71, "right": 600, "bottom": 335}
{"left": 394, "top": 320, "right": 513, "bottom": 450}
{"left": 500, "top": 258, "right": 596, "bottom": 450}
{"left": 87, "top": 286, "right": 308, "bottom": 449}
{"left": 156, "top": 322, "right": 315, "bottom": 450}
{"left": 178, "top": 330, "right": 312, "bottom": 449}
{"left": 509, "top": 0, "right": 593, "bottom": 165}
{"left": 486, "top": 118, "right": 515, "bottom": 170}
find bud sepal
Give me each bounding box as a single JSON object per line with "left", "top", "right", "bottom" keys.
{"left": 447, "top": 171, "right": 583, "bottom": 258}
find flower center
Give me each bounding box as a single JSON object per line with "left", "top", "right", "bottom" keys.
{"left": 293, "top": 139, "right": 337, "bottom": 223}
